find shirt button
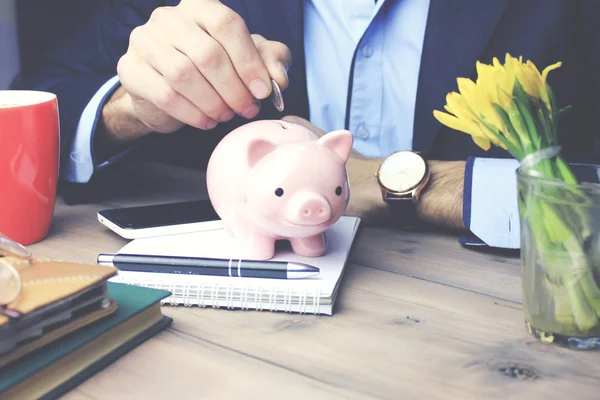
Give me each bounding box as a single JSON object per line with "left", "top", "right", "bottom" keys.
{"left": 356, "top": 124, "right": 370, "bottom": 139}
{"left": 361, "top": 45, "right": 373, "bottom": 58}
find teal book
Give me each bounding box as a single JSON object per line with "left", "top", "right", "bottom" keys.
{"left": 0, "top": 282, "right": 173, "bottom": 400}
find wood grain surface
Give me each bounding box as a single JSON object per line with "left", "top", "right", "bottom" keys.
{"left": 26, "top": 162, "right": 600, "bottom": 400}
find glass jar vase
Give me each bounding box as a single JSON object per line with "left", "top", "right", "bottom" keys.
{"left": 517, "top": 163, "right": 600, "bottom": 350}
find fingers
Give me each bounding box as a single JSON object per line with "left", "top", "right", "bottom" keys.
{"left": 252, "top": 34, "right": 292, "bottom": 91}
{"left": 118, "top": 52, "right": 216, "bottom": 131}
{"left": 130, "top": 24, "right": 229, "bottom": 124}
{"left": 191, "top": 1, "right": 274, "bottom": 99}
{"left": 181, "top": 28, "right": 261, "bottom": 118}
{"left": 153, "top": 10, "right": 252, "bottom": 120}
{"left": 119, "top": 0, "right": 294, "bottom": 135}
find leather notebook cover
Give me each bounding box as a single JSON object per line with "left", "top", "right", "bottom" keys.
{"left": 0, "top": 250, "right": 118, "bottom": 361}
{"left": 0, "top": 250, "right": 118, "bottom": 327}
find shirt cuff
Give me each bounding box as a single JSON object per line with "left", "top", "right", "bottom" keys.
{"left": 62, "top": 75, "right": 136, "bottom": 183}
{"left": 462, "top": 156, "right": 521, "bottom": 249}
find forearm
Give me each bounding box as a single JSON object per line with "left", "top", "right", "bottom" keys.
{"left": 94, "top": 85, "right": 154, "bottom": 161}
{"left": 344, "top": 157, "right": 466, "bottom": 230}
{"left": 416, "top": 160, "right": 466, "bottom": 230}
{"left": 97, "top": 86, "right": 152, "bottom": 142}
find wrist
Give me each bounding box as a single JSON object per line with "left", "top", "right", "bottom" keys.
{"left": 94, "top": 86, "right": 153, "bottom": 161}
{"left": 415, "top": 160, "right": 467, "bottom": 230}
{"left": 376, "top": 151, "right": 430, "bottom": 227}
{"left": 100, "top": 86, "right": 153, "bottom": 143}
{"left": 344, "top": 156, "right": 391, "bottom": 224}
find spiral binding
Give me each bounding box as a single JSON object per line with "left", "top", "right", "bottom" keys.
{"left": 111, "top": 276, "right": 324, "bottom": 314}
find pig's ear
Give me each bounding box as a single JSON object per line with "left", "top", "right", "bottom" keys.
{"left": 247, "top": 138, "right": 276, "bottom": 168}
{"left": 317, "top": 130, "right": 354, "bottom": 162}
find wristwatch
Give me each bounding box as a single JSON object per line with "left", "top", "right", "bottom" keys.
{"left": 375, "top": 151, "right": 430, "bottom": 226}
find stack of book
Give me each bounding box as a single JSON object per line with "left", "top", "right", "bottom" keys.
{"left": 0, "top": 252, "right": 172, "bottom": 399}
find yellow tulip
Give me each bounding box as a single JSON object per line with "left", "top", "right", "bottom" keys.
{"left": 455, "top": 77, "right": 509, "bottom": 149}
{"left": 505, "top": 54, "right": 540, "bottom": 100}
{"left": 476, "top": 58, "right": 514, "bottom": 110}
{"left": 504, "top": 54, "right": 561, "bottom": 114}
{"left": 433, "top": 90, "right": 507, "bottom": 151}
{"left": 433, "top": 53, "right": 562, "bottom": 156}
{"left": 439, "top": 91, "right": 491, "bottom": 149}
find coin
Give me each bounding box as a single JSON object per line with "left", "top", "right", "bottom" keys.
{"left": 0, "top": 258, "right": 22, "bottom": 305}
{"left": 0, "top": 233, "right": 31, "bottom": 258}
{"left": 270, "top": 79, "right": 284, "bottom": 112}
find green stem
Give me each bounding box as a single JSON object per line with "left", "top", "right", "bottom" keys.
{"left": 564, "top": 274, "right": 598, "bottom": 332}
{"left": 520, "top": 168, "right": 600, "bottom": 333}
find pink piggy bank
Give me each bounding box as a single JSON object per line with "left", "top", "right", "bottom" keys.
{"left": 206, "top": 119, "right": 353, "bottom": 260}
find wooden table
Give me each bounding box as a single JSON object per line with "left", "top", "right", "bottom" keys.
{"left": 28, "top": 162, "right": 600, "bottom": 400}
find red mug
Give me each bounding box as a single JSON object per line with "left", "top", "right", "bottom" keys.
{"left": 0, "top": 91, "right": 59, "bottom": 246}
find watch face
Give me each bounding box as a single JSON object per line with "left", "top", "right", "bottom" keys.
{"left": 378, "top": 151, "right": 427, "bottom": 193}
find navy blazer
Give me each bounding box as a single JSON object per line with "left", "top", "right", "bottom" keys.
{"left": 14, "top": 0, "right": 600, "bottom": 175}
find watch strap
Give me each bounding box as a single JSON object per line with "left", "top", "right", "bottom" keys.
{"left": 383, "top": 194, "right": 420, "bottom": 227}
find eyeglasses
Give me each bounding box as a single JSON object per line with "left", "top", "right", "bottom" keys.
{"left": 0, "top": 233, "right": 31, "bottom": 259}
{"left": 0, "top": 233, "right": 30, "bottom": 317}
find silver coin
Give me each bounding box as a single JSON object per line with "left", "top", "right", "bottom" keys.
{"left": 0, "top": 259, "right": 22, "bottom": 305}
{"left": 0, "top": 233, "right": 31, "bottom": 258}
{"left": 270, "top": 79, "right": 284, "bottom": 112}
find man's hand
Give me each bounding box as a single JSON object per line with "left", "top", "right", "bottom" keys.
{"left": 100, "top": 0, "right": 292, "bottom": 147}
{"left": 282, "top": 116, "right": 467, "bottom": 229}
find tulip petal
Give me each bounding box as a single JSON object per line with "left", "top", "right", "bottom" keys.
{"left": 542, "top": 61, "right": 562, "bottom": 83}
{"left": 433, "top": 110, "right": 491, "bottom": 150}
{"left": 471, "top": 134, "right": 492, "bottom": 151}
{"left": 540, "top": 61, "right": 561, "bottom": 112}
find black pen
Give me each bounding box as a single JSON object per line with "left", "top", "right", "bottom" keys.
{"left": 97, "top": 253, "right": 320, "bottom": 279}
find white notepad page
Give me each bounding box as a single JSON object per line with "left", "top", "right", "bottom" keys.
{"left": 110, "top": 216, "right": 361, "bottom": 315}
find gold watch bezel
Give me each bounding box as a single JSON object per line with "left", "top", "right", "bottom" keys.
{"left": 375, "top": 151, "right": 431, "bottom": 201}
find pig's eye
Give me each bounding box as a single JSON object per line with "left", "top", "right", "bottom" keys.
{"left": 335, "top": 186, "right": 343, "bottom": 196}
{"left": 275, "top": 188, "right": 284, "bottom": 197}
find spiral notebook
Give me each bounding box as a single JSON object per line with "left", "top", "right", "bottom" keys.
{"left": 109, "top": 216, "right": 361, "bottom": 315}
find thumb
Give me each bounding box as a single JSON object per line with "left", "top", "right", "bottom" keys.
{"left": 252, "top": 34, "right": 292, "bottom": 91}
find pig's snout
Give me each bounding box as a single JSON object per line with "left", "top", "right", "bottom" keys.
{"left": 288, "top": 194, "right": 332, "bottom": 226}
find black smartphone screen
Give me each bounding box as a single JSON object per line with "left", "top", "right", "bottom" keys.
{"left": 98, "top": 200, "right": 219, "bottom": 229}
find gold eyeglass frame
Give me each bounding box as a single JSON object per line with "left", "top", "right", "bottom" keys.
{"left": 0, "top": 233, "right": 30, "bottom": 308}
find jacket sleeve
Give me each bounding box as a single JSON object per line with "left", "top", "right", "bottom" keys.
{"left": 13, "top": 0, "right": 161, "bottom": 181}
{"left": 581, "top": 0, "right": 600, "bottom": 160}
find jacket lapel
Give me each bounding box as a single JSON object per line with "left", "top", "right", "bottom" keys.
{"left": 412, "top": 0, "right": 509, "bottom": 154}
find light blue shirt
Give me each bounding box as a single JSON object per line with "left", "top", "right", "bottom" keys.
{"left": 63, "top": 0, "right": 521, "bottom": 249}
{"left": 304, "top": 0, "right": 429, "bottom": 157}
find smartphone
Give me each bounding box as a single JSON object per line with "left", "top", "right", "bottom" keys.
{"left": 97, "top": 200, "right": 222, "bottom": 239}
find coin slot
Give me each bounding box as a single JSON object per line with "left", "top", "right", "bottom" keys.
{"left": 280, "top": 123, "right": 288, "bottom": 130}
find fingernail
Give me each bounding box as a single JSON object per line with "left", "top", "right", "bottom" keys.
{"left": 219, "top": 109, "right": 235, "bottom": 122}
{"left": 206, "top": 119, "right": 218, "bottom": 129}
{"left": 276, "top": 62, "right": 288, "bottom": 81}
{"left": 242, "top": 103, "right": 260, "bottom": 119}
{"left": 249, "top": 79, "right": 269, "bottom": 99}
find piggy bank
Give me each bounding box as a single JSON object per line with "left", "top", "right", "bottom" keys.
{"left": 206, "top": 119, "right": 353, "bottom": 260}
